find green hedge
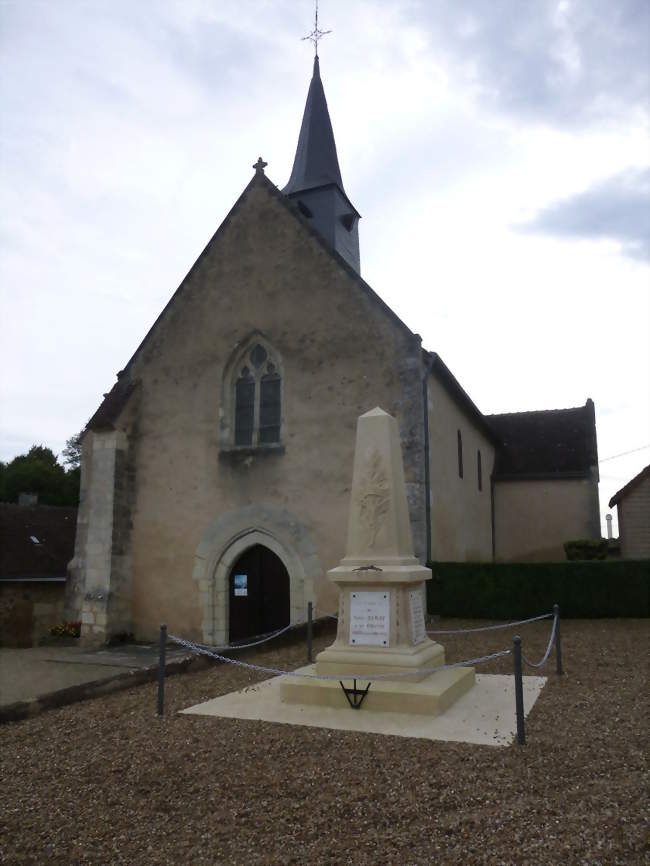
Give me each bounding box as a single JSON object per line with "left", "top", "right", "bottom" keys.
{"left": 426, "top": 560, "right": 650, "bottom": 619}
{"left": 563, "top": 538, "right": 609, "bottom": 560}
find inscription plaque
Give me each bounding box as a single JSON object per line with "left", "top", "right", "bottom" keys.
{"left": 409, "top": 589, "right": 426, "bottom": 645}
{"left": 349, "top": 591, "right": 390, "bottom": 646}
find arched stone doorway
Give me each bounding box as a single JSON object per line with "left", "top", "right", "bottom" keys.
{"left": 228, "top": 544, "right": 290, "bottom": 642}
{"left": 192, "top": 505, "right": 322, "bottom": 645}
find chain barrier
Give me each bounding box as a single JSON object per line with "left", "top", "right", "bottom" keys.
{"left": 185, "top": 622, "right": 303, "bottom": 653}
{"left": 316, "top": 610, "right": 555, "bottom": 635}
{"left": 521, "top": 614, "right": 558, "bottom": 669}
{"left": 168, "top": 632, "right": 511, "bottom": 682}
{"left": 427, "top": 611, "right": 553, "bottom": 635}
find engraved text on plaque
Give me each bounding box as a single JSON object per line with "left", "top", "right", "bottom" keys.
{"left": 409, "top": 589, "right": 426, "bottom": 645}
{"left": 349, "top": 591, "right": 390, "bottom": 646}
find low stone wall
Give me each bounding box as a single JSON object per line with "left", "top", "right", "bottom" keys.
{"left": 0, "top": 581, "right": 66, "bottom": 647}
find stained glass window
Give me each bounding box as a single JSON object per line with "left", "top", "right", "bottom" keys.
{"left": 235, "top": 368, "right": 255, "bottom": 446}
{"left": 259, "top": 367, "right": 281, "bottom": 444}
{"left": 232, "top": 347, "right": 282, "bottom": 447}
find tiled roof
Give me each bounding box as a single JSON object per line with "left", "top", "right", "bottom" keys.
{"left": 609, "top": 464, "right": 650, "bottom": 507}
{"left": 0, "top": 504, "right": 77, "bottom": 579}
{"left": 488, "top": 400, "right": 598, "bottom": 479}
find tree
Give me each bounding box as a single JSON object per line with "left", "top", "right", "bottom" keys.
{"left": 62, "top": 431, "right": 84, "bottom": 470}
{"left": 25, "top": 445, "right": 59, "bottom": 467}
{"left": 0, "top": 442, "right": 80, "bottom": 506}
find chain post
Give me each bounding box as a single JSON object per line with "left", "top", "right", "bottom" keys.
{"left": 307, "top": 601, "right": 313, "bottom": 664}
{"left": 513, "top": 635, "right": 525, "bottom": 745}
{"left": 553, "top": 604, "right": 563, "bottom": 675}
{"left": 157, "top": 623, "right": 167, "bottom": 716}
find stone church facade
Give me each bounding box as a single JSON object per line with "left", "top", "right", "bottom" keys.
{"left": 66, "top": 57, "right": 600, "bottom": 646}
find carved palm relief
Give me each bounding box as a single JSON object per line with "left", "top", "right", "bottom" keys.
{"left": 357, "top": 449, "right": 390, "bottom": 549}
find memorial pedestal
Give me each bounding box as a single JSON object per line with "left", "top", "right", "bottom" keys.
{"left": 281, "top": 570, "right": 476, "bottom": 714}
{"left": 314, "top": 578, "right": 445, "bottom": 682}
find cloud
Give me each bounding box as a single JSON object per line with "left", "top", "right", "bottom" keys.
{"left": 517, "top": 167, "right": 650, "bottom": 261}
{"left": 413, "top": 0, "right": 650, "bottom": 127}
{"left": 0, "top": 0, "right": 648, "bottom": 470}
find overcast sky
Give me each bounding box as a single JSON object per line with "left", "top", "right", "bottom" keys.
{"left": 1, "top": 0, "right": 648, "bottom": 533}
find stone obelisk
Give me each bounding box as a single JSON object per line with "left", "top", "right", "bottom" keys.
{"left": 315, "top": 407, "right": 444, "bottom": 680}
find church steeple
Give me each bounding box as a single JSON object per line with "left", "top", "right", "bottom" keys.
{"left": 283, "top": 56, "right": 361, "bottom": 273}
{"left": 284, "top": 55, "right": 344, "bottom": 195}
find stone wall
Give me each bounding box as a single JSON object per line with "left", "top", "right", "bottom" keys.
{"left": 65, "top": 435, "right": 92, "bottom": 620}
{"left": 396, "top": 334, "right": 427, "bottom": 564}
{"left": 618, "top": 473, "right": 650, "bottom": 559}
{"left": 0, "top": 581, "right": 66, "bottom": 647}
{"left": 69, "top": 430, "right": 135, "bottom": 646}
{"left": 106, "top": 440, "right": 136, "bottom": 636}
{"left": 74, "top": 177, "right": 424, "bottom": 643}
{"left": 426, "top": 375, "right": 496, "bottom": 561}
{"left": 493, "top": 475, "right": 601, "bottom": 561}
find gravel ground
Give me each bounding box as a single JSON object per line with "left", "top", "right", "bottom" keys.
{"left": 1, "top": 618, "right": 648, "bottom": 866}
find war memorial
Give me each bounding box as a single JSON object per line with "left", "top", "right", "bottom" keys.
{"left": 181, "top": 408, "right": 548, "bottom": 746}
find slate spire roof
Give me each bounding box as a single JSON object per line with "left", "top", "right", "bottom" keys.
{"left": 283, "top": 55, "right": 346, "bottom": 196}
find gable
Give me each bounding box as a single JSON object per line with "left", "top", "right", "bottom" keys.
{"left": 609, "top": 464, "right": 650, "bottom": 507}
{"left": 87, "top": 172, "right": 415, "bottom": 431}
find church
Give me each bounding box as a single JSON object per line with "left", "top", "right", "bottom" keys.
{"left": 66, "top": 55, "right": 600, "bottom": 646}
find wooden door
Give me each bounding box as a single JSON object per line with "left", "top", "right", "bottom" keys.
{"left": 228, "top": 545, "right": 290, "bottom": 643}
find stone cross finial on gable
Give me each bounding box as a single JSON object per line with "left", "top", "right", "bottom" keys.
{"left": 253, "top": 157, "right": 268, "bottom": 175}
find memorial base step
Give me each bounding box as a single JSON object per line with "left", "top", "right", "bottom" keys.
{"left": 279, "top": 665, "right": 475, "bottom": 716}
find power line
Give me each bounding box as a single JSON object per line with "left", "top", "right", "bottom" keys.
{"left": 599, "top": 444, "right": 650, "bottom": 463}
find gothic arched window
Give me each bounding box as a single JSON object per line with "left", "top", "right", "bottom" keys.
{"left": 233, "top": 343, "right": 282, "bottom": 447}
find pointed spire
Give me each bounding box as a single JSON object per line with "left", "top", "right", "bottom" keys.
{"left": 283, "top": 52, "right": 361, "bottom": 273}
{"left": 283, "top": 56, "right": 345, "bottom": 196}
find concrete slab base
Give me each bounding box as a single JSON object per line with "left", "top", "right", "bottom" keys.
{"left": 280, "top": 664, "right": 475, "bottom": 714}
{"left": 182, "top": 670, "right": 547, "bottom": 747}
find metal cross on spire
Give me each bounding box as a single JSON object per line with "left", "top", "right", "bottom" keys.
{"left": 301, "top": 0, "right": 331, "bottom": 56}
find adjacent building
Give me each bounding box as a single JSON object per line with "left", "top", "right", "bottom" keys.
{"left": 1, "top": 503, "right": 76, "bottom": 646}
{"left": 609, "top": 465, "right": 650, "bottom": 559}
